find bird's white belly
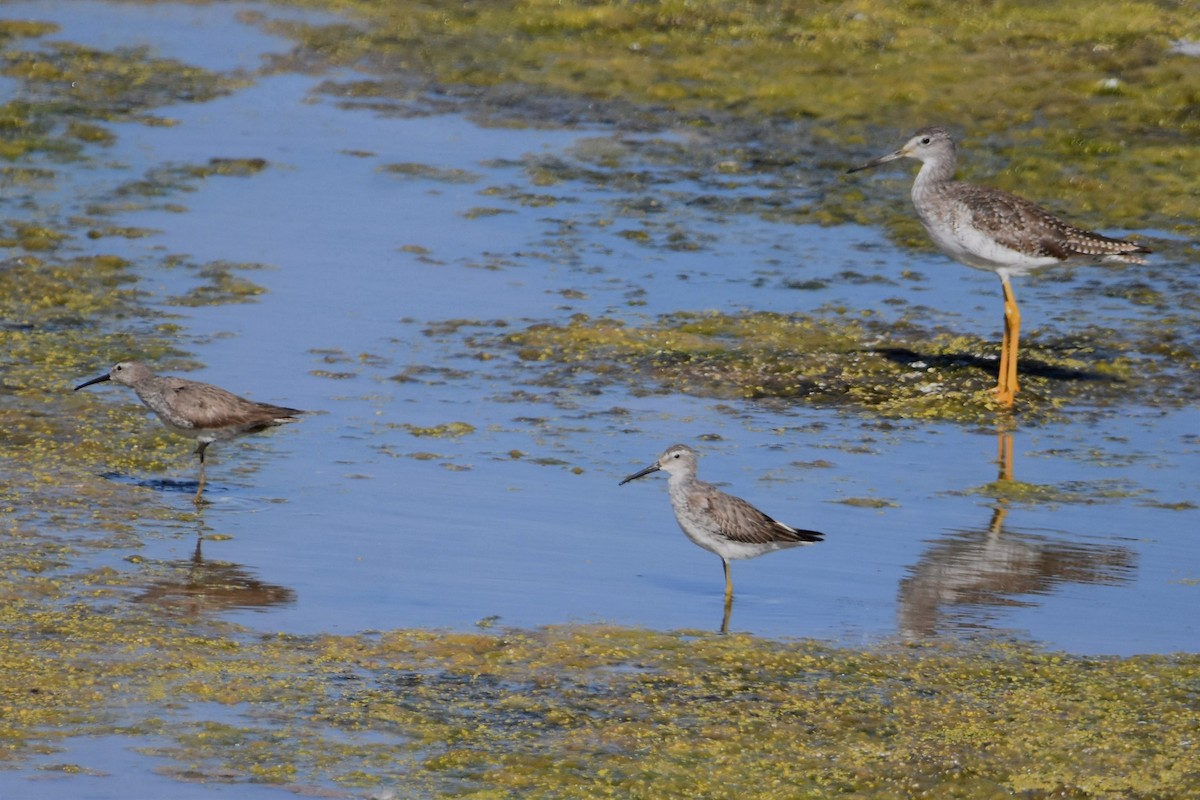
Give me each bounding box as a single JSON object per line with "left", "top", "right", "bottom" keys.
{"left": 673, "top": 509, "right": 789, "bottom": 562}
{"left": 920, "top": 208, "right": 1059, "bottom": 276}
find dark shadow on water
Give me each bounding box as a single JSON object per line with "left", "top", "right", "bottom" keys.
{"left": 875, "top": 347, "right": 1116, "bottom": 384}
{"left": 132, "top": 536, "right": 296, "bottom": 616}
{"left": 100, "top": 472, "right": 204, "bottom": 495}
{"left": 897, "top": 430, "right": 1136, "bottom": 641}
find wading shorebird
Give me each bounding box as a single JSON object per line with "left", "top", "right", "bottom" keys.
{"left": 619, "top": 444, "right": 824, "bottom": 602}
{"left": 847, "top": 126, "right": 1150, "bottom": 406}
{"left": 75, "top": 361, "right": 303, "bottom": 504}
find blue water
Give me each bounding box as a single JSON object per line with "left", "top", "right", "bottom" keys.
{"left": 5, "top": 0, "right": 1197, "bottom": 656}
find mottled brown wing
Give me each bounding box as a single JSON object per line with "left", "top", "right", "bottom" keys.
{"left": 691, "top": 484, "right": 824, "bottom": 545}
{"left": 952, "top": 183, "right": 1149, "bottom": 263}
{"left": 165, "top": 377, "right": 302, "bottom": 431}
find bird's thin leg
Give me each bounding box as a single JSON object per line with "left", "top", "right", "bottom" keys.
{"left": 1004, "top": 278, "right": 1021, "bottom": 397}
{"left": 720, "top": 559, "right": 735, "bottom": 633}
{"left": 997, "top": 275, "right": 1021, "bottom": 406}
{"left": 194, "top": 442, "right": 208, "bottom": 505}
{"left": 996, "top": 430, "right": 1014, "bottom": 482}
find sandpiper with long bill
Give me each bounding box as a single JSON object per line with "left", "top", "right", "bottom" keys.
{"left": 848, "top": 126, "right": 1149, "bottom": 406}
{"left": 76, "top": 361, "right": 303, "bottom": 504}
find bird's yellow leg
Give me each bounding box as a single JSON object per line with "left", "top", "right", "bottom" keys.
{"left": 721, "top": 560, "right": 734, "bottom": 632}
{"left": 996, "top": 276, "right": 1020, "bottom": 406}
{"left": 1004, "top": 278, "right": 1021, "bottom": 397}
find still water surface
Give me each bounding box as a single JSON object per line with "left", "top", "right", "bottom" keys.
{"left": 6, "top": 0, "right": 1198, "bottom": 665}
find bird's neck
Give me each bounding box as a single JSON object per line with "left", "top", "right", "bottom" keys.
{"left": 131, "top": 379, "right": 170, "bottom": 413}
{"left": 665, "top": 472, "right": 691, "bottom": 495}
{"left": 911, "top": 152, "right": 957, "bottom": 203}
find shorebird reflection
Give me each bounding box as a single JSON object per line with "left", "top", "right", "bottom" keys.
{"left": 898, "top": 431, "right": 1135, "bottom": 640}
{"left": 133, "top": 535, "right": 296, "bottom": 616}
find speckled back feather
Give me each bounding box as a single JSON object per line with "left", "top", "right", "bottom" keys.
{"left": 935, "top": 181, "right": 1150, "bottom": 265}
{"left": 687, "top": 480, "right": 825, "bottom": 546}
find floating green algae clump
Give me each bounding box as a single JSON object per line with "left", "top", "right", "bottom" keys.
{"left": 402, "top": 421, "right": 477, "bottom": 438}
{"left": 0, "top": 30, "right": 240, "bottom": 162}
{"left": 495, "top": 310, "right": 1197, "bottom": 424}
{"left": 3, "top": 41, "right": 235, "bottom": 119}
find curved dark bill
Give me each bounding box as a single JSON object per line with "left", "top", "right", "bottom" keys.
{"left": 74, "top": 374, "right": 112, "bottom": 391}
{"left": 618, "top": 463, "right": 660, "bottom": 486}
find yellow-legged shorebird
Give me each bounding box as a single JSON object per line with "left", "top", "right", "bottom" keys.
{"left": 76, "top": 361, "right": 303, "bottom": 504}
{"left": 619, "top": 444, "right": 824, "bottom": 601}
{"left": 848, "top": 126, "right": 1150, "bottom": 406}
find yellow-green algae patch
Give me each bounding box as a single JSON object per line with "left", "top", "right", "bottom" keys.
{"left": 100, "top": 158, "right": 273, "bottom": 215}
{"left": 164, "top": 260, "right": 271, "bottom": 307}
{"left": 3, "top": 41, "right": 236, "bottom": 119}
{"left": 0, "top": 587, "right": 1197, "bottom": 797}
{"left": 0, "top": 19, "right": 58, "bottom": 45}
{"left": 274, "top": 0, "right": 1200, "bottom": 237}
{"left": 0, "top": 33, "right": 241, "bottom": 166}
{"left": 379, "top": 162, "right": 482, "bottom": 183}
{"left": 402, "top": 421, "right": 477, "bottom": 438}
{"left": 492, "top": 310, "right": 1198, "bottom": 424}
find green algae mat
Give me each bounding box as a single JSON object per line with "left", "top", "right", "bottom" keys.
{"left": 2, "top": 595, "right": 1198, "bottom": 797}
{"left": 496, "top": 308, "right": 1198, "bottom": 423}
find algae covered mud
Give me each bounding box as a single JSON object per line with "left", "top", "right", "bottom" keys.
{"left": 1, "top": 0, "right": 1198, "bottom": 796}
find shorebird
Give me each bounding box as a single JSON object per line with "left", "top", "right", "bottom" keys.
{"left": 75, "top": 361, "right": 303, "bottom": 504}
{"left": 619, "top": 443, "right": 824, "bottom": 601}
{"left": 847, "top": 126, "right": 1150, "bottom": 406}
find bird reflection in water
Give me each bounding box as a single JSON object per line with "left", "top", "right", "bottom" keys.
{"left": 134, "top": 532, "right": 295, "bottom": 616}
{"left": 898, "top": 430, "right": 1135, "bottom": 640}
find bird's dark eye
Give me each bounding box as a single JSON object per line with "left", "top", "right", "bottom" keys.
{"left": 114, "top": 365, "right": 122, "bottom": 371}
{"left": 920, "top": 137, "right": 931, "bottom": 144}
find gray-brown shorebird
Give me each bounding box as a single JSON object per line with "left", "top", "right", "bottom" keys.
{"left": 75, "top": 361, "right": 303, "bottom": 504}
{"left": 847, "top": 126, "right": 1150, "bottom": 406}
{"left": 619, "top": 444, "right": 824, "bottom": 601}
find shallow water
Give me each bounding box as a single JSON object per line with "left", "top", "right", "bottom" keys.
{"left": 6, "top": 0, "right": 1198, "bottom": 659}
{"left": 3, "top": 2, "right": 1198, "bottom": 795}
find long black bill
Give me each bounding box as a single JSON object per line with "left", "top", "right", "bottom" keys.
{"left": 618, "top": 462, "right": 661, "bottom": 486}
{"left": 74, "top": 374, "right": 111, "bottom": 391}
{"left": 845, "top": 149, "right": 904, "bottom": 174}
